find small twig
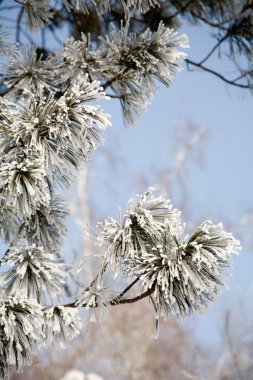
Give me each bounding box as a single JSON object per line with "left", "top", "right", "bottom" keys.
{"left": 64, "top": 284, "right": 155, "bottom": 308}
{"left": 198, "top": 32, "right": 229, "bottom": 65}
{"left": 110, "top": 277, "right": 139, "bottom": 305}
{"left": 186, "top": 58, "right": 252, "bottom": 89}
{"left": 0, "top": 5, "right": 20, "bottom": 11}
{"left": 167, "top": 0, "right": 193, "bottom": 21}
{"left": 233, "top": 71, "right": 252, "bottom": 83}
{"left": 103, "top": 67, "right": 129, "bottom": 89}
{"left": 16, "top": 6, "right": 24, "bottom": 43}
{"left": 190, "top": 11, "right": 229, "bottom": 30}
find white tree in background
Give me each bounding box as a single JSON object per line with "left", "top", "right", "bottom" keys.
{"left": 0, "top": 1, "right": 240, "bottom": 379}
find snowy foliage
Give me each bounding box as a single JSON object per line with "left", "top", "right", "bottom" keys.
{"left": 56, "top": 34, "right": 103, "bottom": 83}
{"left": 0, "top": 23, "right": 14, "bottom": 57}
{"left": 4, "top": 45, "right": 55, "bottom": 94}
{"left": 25, "top": 195, "right": 68, "bottom": 253}
{"left": 100, "top": 22, "right": 188, "bottom": 124}
{"left": 97, "top": 189, "right": 240, "bottom": 319}
{"left": 43, "top": 306, "right": 82, "bottom": 348}
{"left": 0, "top": 244, "right": 66, "bottom": 301}
{"left": 97, "top": 188, "right": 181, "bottom": 275}
{"left": 21, "top": 0, "right": 53, "bottom": 31}
{"left": 0, "top": 295, "right": 44, "bottom": 379}
{"left": 0, "top": 1, "right": 241, "bottom": 378}
{"left": 75, "top": 277, "right": 115, "bottom": 321}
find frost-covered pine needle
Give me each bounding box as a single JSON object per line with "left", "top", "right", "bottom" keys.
{"left": 21, "top": 0, "right": 53, "bottom": 31}
{"left": 0, "top": 244, "right": 66, "bottom": 302}
{"left": 0, "top": 295, "right": 44, "bottom": 379}
{"left": 43, "top": 307, "right": 82, "bottom": 348}
{"left": 97, "top": 188, "right": 181, "bottom": 277}
{"left": 97, "top": 189, "right": 240, "bottom": 318}
{"left": 4, "top": 45, "right": 55, "bottom": 95}
{"left": 100, "top": 22, "right": 188, "bottom": 124}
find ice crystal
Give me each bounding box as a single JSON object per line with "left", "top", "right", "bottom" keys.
{"left": 125, "top": 0, "right": 161, "bottom": 13}
{"left": 0, "top": 22, "right": 15, "bottom": 56}
{"left": 63, "top": 0, "right": 110, "bottom": 13}
{"left": 0, "top": 244, "right": 66, "bottom": 302}
{"left": 0, "top": 197, "right": 19, "bottom": 244}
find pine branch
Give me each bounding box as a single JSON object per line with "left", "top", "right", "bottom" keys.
{"left": 64, "top": 283, "right": 155, "bottom": 308}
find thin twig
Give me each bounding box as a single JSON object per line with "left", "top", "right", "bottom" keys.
{"left": 190, "top": 11, "right": 229, "bottom": 30}
{"left": 103, "top": 67, "right": 129, "bottom": 89}
{"left": 0, "top": 6, "right": 20, "bottom": 11}
{"left": 166, "top": 0, "right": 193, "bottom": 21}
{"left": 64, "top": 284, "right": 155, "bottom": 308}
{"left": 110, "top": 277, "right": 139, "bottom": 305}
{"left": 198, "top": 32, "right": 229, "bottom": 65}
{"left": 186, "top": 58, "right": 251, "bottom": 89}
{"left": 16, "top": 6, "right": 24, "bottom": 43}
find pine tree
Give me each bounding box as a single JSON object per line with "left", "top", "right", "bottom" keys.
{"left": 0, "top": 1, "right": 242, "bottom": 378}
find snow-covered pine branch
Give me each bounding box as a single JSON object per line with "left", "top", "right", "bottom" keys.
{"left": 0, "top": 1, "right": 240, "bottom": 378}
{"left": 97, "top": 189, "right": 240, "bottom": 321}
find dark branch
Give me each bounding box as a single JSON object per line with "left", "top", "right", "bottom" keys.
{"left": 110, "top": 277, "right": 139, "bottom": 304}
{"left": 167, "top": 0, "right": 193, "bottom": 21}
{"left": 16, "top": 6, "right": 24, "bottom": 43}
{"left": 64, "top": 283, "right": 155, "bottom": 308}
{"left": 186, "top": 58, "right": 252, "bottom": 89}
{"left": 198, "top": 32, "right": 229, "bottom": 65}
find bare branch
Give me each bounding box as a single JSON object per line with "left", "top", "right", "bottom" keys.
{"left": 198, "top": 32, "right": 229, "bottom": 65}
{"left": 186, "top": 58, "right": 252, "bottom": 89}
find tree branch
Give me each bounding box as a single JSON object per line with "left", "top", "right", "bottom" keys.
{"left": 185, "top": 58, "right": 252, "bottom": 89}
{"left": 64, "top": 283, "right": 155, "bottom": 308}
{"left": 16, "top": 6, "right": 24, "bottom": 43}
{"left": 198, "top": 32, "right": 229, "bottom": 65}
{"left": 166, "top": 0, "right": 193, "bottom": 21}
{"left": 190, "top": 11, "right": 230, "bottom": 30}
{"left": 110, "top": 277, "right": 139, "bottom": 304}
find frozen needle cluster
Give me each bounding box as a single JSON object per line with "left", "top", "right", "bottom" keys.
{"left": 97, "top": 189, "right": 240, "bottom": 319}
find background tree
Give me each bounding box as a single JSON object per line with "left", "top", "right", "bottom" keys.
{"left": 0, "top": 1, "right": 248, "bottom": 379}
